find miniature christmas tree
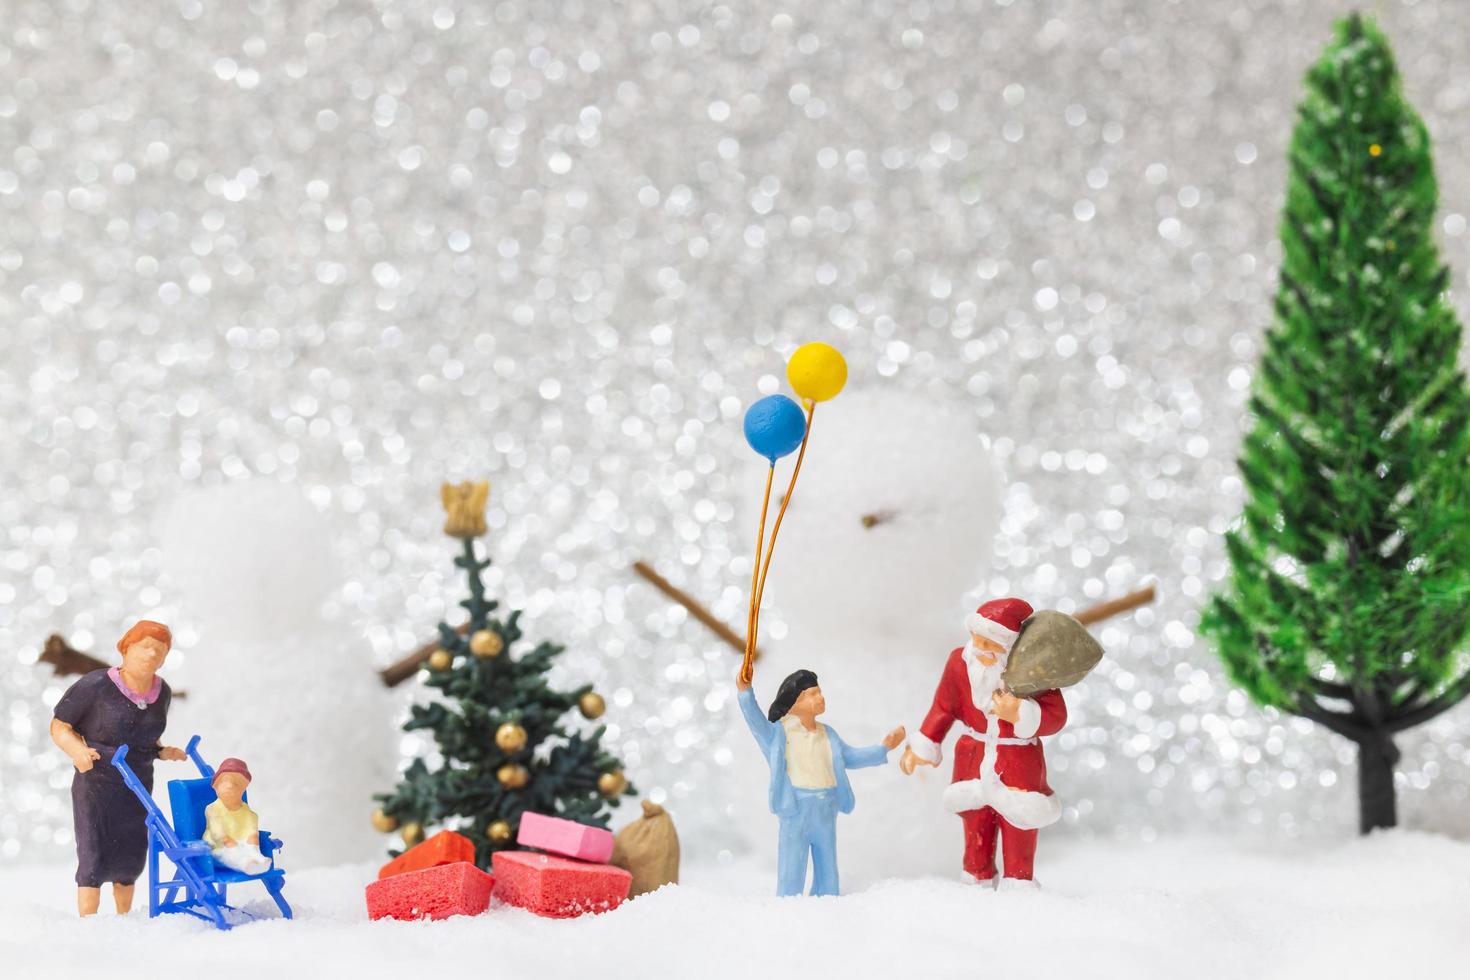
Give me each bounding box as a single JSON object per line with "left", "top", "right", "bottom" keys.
{"left": 1202, "top": 14, "right": 1470, "bottom": 834}
{"left": 373, "top": 481, "right": 633, "bottom": 867}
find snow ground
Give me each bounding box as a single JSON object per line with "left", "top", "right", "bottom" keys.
{"left": 4, "top": 834, "right": 1468, "bottom": 980}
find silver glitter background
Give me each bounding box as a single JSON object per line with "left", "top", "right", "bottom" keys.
{"left": 5, "top": 0, "right": 1470, "bottom": 866}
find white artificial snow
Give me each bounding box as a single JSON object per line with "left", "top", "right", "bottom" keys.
{"left": 731, "top": 389, "right": 1007, "bottom": 879}
{"left": 4, "top": 835, "right": 1467, "bottom": 979}
{"left": 156, "top": 482, "right": 395, "bottom": 866}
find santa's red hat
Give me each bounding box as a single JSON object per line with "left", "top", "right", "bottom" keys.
{"left": 964, "top": 597, "right": 1033, "bottom": 650}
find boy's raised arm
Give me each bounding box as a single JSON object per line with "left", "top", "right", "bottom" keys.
{"left": 736, "top": 671, "right": 776, "bottom": 750}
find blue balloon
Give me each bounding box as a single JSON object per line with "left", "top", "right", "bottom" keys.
{"left": 743, "top": 394, "right": 807, "bottom": 463}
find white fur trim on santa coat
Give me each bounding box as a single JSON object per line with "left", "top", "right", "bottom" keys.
{"left": 942, "top": 779, "right": 1062, "bottom": 830}
{"left": 964, "top": 612, "right": 1020, "bottom": 648}
{"left": 1011, "top": 697, "right": 1042, "bottom": 740}
{"left": 907, "top": 730, "right": 942, "bottom": 766}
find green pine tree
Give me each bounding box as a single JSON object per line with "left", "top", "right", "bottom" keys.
{"left": 1201, "top": 13, "right": 1470, "bottom": 834}
{"left": 375, "top": 488, "right": 632, "bottom": 868}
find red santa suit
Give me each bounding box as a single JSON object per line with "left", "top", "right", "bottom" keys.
{"left": 907, "top": 597, "right": 1066, "bottom": 882}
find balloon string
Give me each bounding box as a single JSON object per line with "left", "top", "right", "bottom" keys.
{"left": 750, "top": 401, "right": 816, "bottom": 648}
{"left": 741, "top": 464, "right": 776, "bottom": 685}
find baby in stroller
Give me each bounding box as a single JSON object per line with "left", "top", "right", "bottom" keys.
{"left": 204, "top": 758, "right": 271, "bottom": 875}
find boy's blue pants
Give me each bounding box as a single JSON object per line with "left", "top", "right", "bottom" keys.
{"left": 777, "top": 788, "right": 839, "bottom": 897}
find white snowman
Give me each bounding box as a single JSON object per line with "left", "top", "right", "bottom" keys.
{"left": 730, "top": 387, "right": 1005, "bottom": 886}
{"left": 157, "top": 481, "right": 393, "bottom": 867}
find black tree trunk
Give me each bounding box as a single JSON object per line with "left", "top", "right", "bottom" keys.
{"left": 1356, "top": 734, "right": 1399, "bottom": 834}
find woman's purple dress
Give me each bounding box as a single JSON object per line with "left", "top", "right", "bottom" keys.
{"left": 53, "top": 669, "right": 172, "bottom": 887}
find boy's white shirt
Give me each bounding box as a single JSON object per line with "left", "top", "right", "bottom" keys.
{"left": 781, "top": 715, "right": 838, "bottom": 790}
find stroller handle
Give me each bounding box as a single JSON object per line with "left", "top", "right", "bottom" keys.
{"left": 185, "top": 735, "right": 215, "bottom": 780}
{"left": 109, "top": 744, "right": 155, "bottom": 809}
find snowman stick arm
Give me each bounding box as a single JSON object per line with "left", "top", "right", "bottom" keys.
{"left": 38, "top": 634, "right": 190, "bottom": 698}
{"left": 379, "top": 622, "right": 471, "bottom": 687}
{"left": 1074, "top": 585, "right": 1156, "bottom": 626}
{"left": 632, "top": 561, "right": 751, "bottom": 657}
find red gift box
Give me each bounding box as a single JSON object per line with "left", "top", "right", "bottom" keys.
{"left": 377, "top": 829, "right": 476, "bottom": 880}
{"left": 366, "top": 860, "right": 495, "bottom": 921}
{"left": 491, "top": 850, "right": 632, "bottom": 918}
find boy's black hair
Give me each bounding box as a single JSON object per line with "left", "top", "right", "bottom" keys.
{"left": 767, "top": 669, "right": 819, "bottom": 722}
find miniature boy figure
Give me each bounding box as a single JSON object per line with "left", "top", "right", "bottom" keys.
{"left": 737, "top": 668, "right": 905, "bottom": 897}
{"left": 203, "top": 758, "right": 271, "bottom": 875}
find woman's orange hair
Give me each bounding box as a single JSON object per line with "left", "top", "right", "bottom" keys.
{"left": 116, "top": 619, "right": 172, "bottom": 656}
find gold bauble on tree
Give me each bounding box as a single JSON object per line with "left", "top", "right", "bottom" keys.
{"left": 497, "top": 763, "right": 530, "bottom": 789}
{"left": 427, "top": 649, "right": 453, "bottom": 671}
{"left": 400, "top": 821, "right": 424, "bottom": 846}
{"left": 578, "top": 692, "right": 606, "bottom": 719}
{"left": 371, "top": 808, "right": 399, "bottom": 833}
{"left": 495, "top": 722, "right": 528, "bottom": 753}
{"left": 470, "top": 629, "right": 503, "bottom": 657}
{"left": 598, "top": 770, "right": 627, "bottom": 797}
{"left": 487, "top": 820, "right": 513, "bottom": 843}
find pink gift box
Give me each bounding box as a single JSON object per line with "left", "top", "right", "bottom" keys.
{"left": 516, "top": 811, "right": 615, "bottom": 864}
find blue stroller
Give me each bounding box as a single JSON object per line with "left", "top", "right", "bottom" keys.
{"left": 112, "top": 735, "right": 292, "bottom": 930}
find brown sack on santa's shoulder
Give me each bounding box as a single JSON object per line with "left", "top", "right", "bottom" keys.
{"left": 1003, "top": 610, "right": 1105, "bottom": 697}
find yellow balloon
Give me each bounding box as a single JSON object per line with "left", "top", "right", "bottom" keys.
{"left": 786, "top": 342, "right": 848, "bottom": 402}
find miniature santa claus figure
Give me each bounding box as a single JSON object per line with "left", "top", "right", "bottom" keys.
{"left": 900, "top": 597, "right": 1065, "bottom": 886}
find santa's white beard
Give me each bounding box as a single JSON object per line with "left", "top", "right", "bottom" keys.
{"left": 963, "top": 643, "right": 1007, "bottom": 713}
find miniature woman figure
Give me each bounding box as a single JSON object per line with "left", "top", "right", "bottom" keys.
{"left": 49, "top": 620, "right": 186, "bottom": 916}
{"left": 203, "top": 758, "right": 271, "bottom": 875}
{"left": 737, "top": 668, "right": 905, "bottom": 897}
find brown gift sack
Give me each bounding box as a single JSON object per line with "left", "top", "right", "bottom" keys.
{"left": 1002, "top": 610, "right": 1105, "bottom": 697}
{"left": 610, "top": 800, "right": 680, "bottom": 896}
